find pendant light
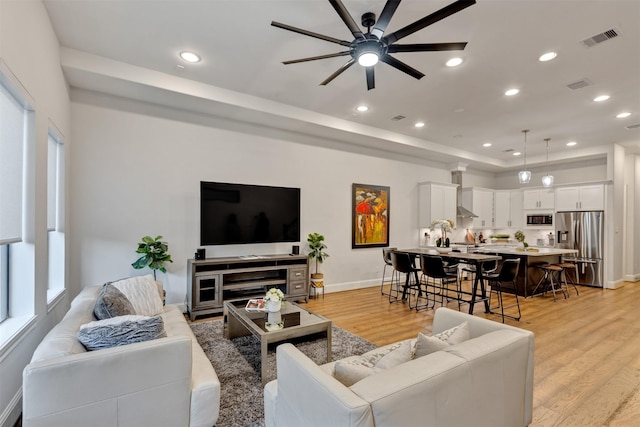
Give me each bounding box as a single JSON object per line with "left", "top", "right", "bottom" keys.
{"left": 518, "top": 129, "right": 531, "bottom": 184}
{"left": 541, "top": 138, "right": 554, "bottom": 187}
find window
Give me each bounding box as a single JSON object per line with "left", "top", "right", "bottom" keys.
{"left": 0, "top": 63, "right": 35, "bottom": 340}
{"left": 47, "top": 129, "right": 65, "bottom": 301}
{"left": 0, "top": 77, "right": 26, "bottom": 323}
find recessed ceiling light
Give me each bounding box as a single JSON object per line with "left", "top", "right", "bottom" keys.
{"left": 356, "top": 105, "right": 369, "bottom": 112}
{"left": 414, "top": 122, "right": 425, "bottom": 128}
{"left": 446, "top": 58, "right": 463, "bottom": 67}
{"left": 483, "top": 142, "right": 492, "bottom": 147}
{"left": 616, "top": 112, "right": 631, "bottom": 118}
{"left": 539, "top": 52, "right": 557, "bottom": 62}
{"left": 179, "top": 51, "right": 201, "bottom": 63}
{"left": 513, "top": 151, "right": 521, "bottom": 156}
{"left": 593, "top": 95, "right": 610, "bottom": 102}
{"left": 505, "top": 88, "right": 520, "bottom": 96}
{"left": 567, "top": 141, "right": 577, "bottom": 147}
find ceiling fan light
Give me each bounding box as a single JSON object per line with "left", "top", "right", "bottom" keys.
{"left": 542, "top": 174, "right": 554, "bottom": 187}
{"left": 518, "top": 170, "right": 531, "bottom": 184}
{"left": 358, "top": 52, "right": 379, "bottom": 67}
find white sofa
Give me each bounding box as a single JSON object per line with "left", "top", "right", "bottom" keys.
{"left": 22, "top": 284, "right": 220, "bottom": 427}
{"left": 264, "top": 307, "right": 534, "bottom": 427}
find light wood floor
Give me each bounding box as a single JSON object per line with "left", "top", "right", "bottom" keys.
{"left": 301, "top": 280, "right": 640, "bottom": 427}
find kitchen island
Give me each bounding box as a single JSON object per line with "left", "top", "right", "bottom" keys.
{"left": 472, "top": 247, "right": 579, "bottom": 297}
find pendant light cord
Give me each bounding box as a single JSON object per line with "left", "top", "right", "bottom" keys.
{"left": 545, "top": 138, "right": 550, "bottom": 174}
{"left": 522, "top": 129, "right": 529, "bottom": 168}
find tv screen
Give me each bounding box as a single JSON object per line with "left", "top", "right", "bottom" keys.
{"left": 200, "top": 181, "right": 300, "bottom": 245}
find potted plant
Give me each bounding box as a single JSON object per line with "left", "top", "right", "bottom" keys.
{"left": 430, "top": 219, "right": 455, "bottom": 249}
{"left": 132, "top": 235, "right": 173, "bottom": 279}
{"left": 307, "top": 232, "right": 329, "bottom": 280}
{"left": 514, "top": 230, "right": 529, "bottom": 251}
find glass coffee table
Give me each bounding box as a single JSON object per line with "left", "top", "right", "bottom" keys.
{"left": 224, "top": 300, "right": 332, "bottom": 385}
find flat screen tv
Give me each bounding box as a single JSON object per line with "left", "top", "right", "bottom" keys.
{"left": 200, "top": 181, "right": 300, "bottom": 245}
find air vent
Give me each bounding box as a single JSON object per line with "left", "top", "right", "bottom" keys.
{"left": 503, "top": 148, "right": 515, "bottom": 153}
{"left": 625, "top": 123, "right": 640, "bottom": 130}
{"left": 566, "top": 78, "right": 593, "bottom": 90}
{"left": 391, "top": 115, "right": 406, "bottom": 121}
{"left": 581, "top": 27, "right": 620, "bottom": 48}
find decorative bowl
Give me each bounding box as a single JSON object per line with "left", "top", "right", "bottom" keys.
{"left": 435, "top": 247, "right": 452, "bottom": 254}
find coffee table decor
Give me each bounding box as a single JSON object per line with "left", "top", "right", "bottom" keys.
{"left": 264, "top": 287, "right": 284, "bottom": 312}
{"left": 226, "top": 300, "right": 332, "bottom": 385}
{"left": 190, "top": 318, "right": 377, "bottom": 427}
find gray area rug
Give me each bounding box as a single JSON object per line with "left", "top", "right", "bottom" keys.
{"left": 191, "top": 318, "right": 377, "bottom": 427}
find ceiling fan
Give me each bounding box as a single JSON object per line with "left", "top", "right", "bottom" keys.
{"left": 271, "top": 0, "right": 476, "bottom": 90}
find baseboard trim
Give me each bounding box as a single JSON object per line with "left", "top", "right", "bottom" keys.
{"left": 322, "top": 279, "right": 380, "bottom": 294}
{"left": 606, "top": 278, "right": 626, "bottom": 289}
{"left": 0, "top": 386, "right": 22, "bottom": 427}
{"left": 623, "top": 274, "right": 640, "bottom": 282}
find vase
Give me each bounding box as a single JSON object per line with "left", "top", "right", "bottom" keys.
{"left": 266, "top": 300, "right": 281, "bottom": 313}
{"left": 267, "top": 310, "right": 282, "bottom": 326}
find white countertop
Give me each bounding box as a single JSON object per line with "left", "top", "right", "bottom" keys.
{"left": 474, "top": 247, "right": 578, "bottom": 257}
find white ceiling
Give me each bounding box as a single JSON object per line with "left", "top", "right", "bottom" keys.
{"left": 43, "top": 0, "right": 640, "bottom": 172}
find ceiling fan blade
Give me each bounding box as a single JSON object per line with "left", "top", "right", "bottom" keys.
{"left": 328, "top": 0, "right": 366, "bottom": 41}
{"left": 283, "top": 51, "right": 351, "bottom": 65}
{"left": 384, "top": 0, "right": 475, "bottom": 45}
{"left": 366, "top": 67, "right": 375, "bottom": 90}
{"left": 320, "top": 58, "right": 356, "bottom": 86}
{"left": 380, "top": 54, "right": 425, "bottom": 80}
{"left": 271, "top": 21, "right": 352, "bottom": 47}
{"left": 370, "top": 0, "right": 401, "bottom": 39}
{"left": 388, "top": 42, "right": 468, "bottom": 53}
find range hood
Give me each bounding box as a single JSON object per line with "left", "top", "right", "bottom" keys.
{"left": 452, "top": 170, "right": 478, "bottom": 218}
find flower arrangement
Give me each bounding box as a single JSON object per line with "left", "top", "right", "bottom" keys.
{"left": 264, "top": 287, "right": 285, "bottom": 303}
{"left": 430, "top": 219, "right": 455, "bottom": 247}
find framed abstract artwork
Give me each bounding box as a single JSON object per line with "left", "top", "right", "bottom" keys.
{"left": 352, "top": 183, "right": 390, "bottom": 249}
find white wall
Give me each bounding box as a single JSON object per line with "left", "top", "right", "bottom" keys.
{"left": 0, "top": 1, "right": 71, "bottom": 426}
{"left": 69, "top": 92, "right": 460, "bottom": 301}
{"left": 624, "top": 154, "right": 639, "bottom": 281}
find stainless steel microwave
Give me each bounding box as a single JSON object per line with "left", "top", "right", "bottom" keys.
{"left": 526, "top": 214, "right": 553, "bottom": 226}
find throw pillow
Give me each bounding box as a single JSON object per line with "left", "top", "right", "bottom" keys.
{"left": 414, "top": 321, "right": 470, "bottom": 358}
{"left": 93, "top": 283, "right": 136, "bottom": 320}
{"left": 109, "top": 275, "right": 164, "bottom": 316}
{"left": 77, "top": 315, "right": 166, "bottom": 351}
{"left": 334, "top": 340, "right": 412, "bottom": 386}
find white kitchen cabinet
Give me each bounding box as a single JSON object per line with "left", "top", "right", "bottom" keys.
{"left": 418, "top": 182, "right": 458, "bottom": 228}
{"left": 462, "top": 187, "right": 494, "bottom": 228}
{"left": 555, "top": 184, "right": 604, "bottom": 211}
{"left": 494, "top": 190, "right": 523, "bottom": 229}
{"left": 523, "top": 188, "right": 555, "bottom": 210}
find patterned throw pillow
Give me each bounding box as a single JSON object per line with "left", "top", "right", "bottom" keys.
{"left": 414, "top": 321, "right": 470, "bottom": 358}
{"left": 93, "top": 283, "right": 136, "bottom": 320}
{"left": 334, "top": 340, "right": 413, "bottom": 386}
{"left": 77, "top": 315, "right": 166, "bottom": 351}
{"left": 109, "top": 275, "right": 164, "bottom": 316}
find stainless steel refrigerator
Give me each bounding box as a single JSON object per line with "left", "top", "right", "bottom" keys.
{"left": 555, "top": 211, "right": 604, "bottom": 287}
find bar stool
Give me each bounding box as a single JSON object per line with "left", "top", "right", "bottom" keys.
{"left": 389, "top": 251, "right": 420, "bottom": 304}
{"left": 419, "top": 254, "right": 461, "bottom": 310}
{"left": 556, "top": 259, "right": 580, "bottom": 296}
{"left": 380, "top": 247, "right": 397, "bottom": 296}
{"left": 531, "top": 263, "right": 567, "bottom": 301}
{"left": 484, "top": 258, "right": 521, "bottom": 322}
{"left": 461, "top": 259, "right": 497, "bottom": 286}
